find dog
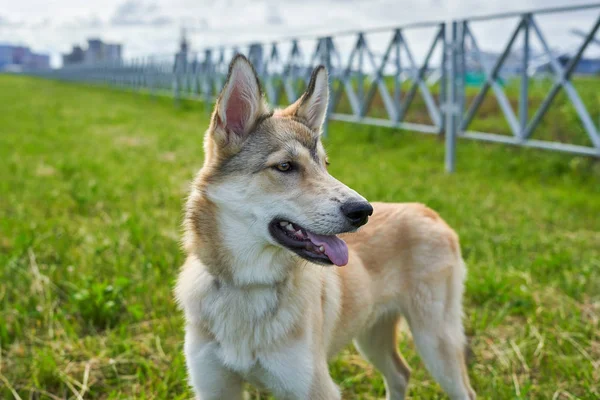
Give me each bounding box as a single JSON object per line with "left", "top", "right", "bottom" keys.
{"left": 175, "top": 54, "right": 476, "bottom": 400}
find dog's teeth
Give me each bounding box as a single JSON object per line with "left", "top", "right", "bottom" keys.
{"left": 295, "top": 230, "right": 303, "bottom": 237}
{"left": 285, "top": 224, "right": 295, "bottom": 232}
{"left": 319, "top": 246, "right": 325, "bottom": 252}
{"left": 279, "top": 221, "right": 288, "bottom": 227}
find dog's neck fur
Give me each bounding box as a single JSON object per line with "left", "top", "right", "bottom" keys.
{"left": 186, "top": 187, "right": 299, "bottom": 289}
{"left": 180, "top": 189, "right": 317, "bottom": 373}
{"left": 181, "top": 187, "right": 320, "bottom": 372}
{"left": 216, "top": 204, "right": 292, "bottom": 287}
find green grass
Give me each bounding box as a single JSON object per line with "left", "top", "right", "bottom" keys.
{"left": 1, "top": 75, "right": 599, "bottom": 399}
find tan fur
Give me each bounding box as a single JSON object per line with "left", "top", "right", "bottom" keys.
{"left": 175, "top": 56, "right": 476, "bottom": 400}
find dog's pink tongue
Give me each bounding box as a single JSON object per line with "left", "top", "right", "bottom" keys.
{"left": 306, "top": 232, "right": 349, "bottom": 266}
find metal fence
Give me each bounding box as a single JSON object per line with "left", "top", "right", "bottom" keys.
{"left": 24, "top": 3, "right": 600, "bottom": 172}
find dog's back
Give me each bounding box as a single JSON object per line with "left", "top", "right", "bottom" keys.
{"left": 333, "top": 202, "right": 474, "bottom": 399}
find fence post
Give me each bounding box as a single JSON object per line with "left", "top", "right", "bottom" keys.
{"left": 173, "top": 53, "right": 181, "bottom": 106}
{"left": 457, "top": 21, "right": 466, "bottom": 128}
{"left": 191, "top": 53, "right": 199, "bottom": 96}
{"left": 519, "top": 14, "right": 531, "bottom": 141}
{"left": 393, "top": 29, "right": 402, "bottom": 122}
{"left": 321, "top": 37, "right": 333, "bottom": 138}
{"left": 203, "top": 49, "right": 213, "bottom": 115}
{"left": 133, "top": 58, "right": 138, "bottom": 90}
{"left": 357, "top": 33, "right": 365, "bottom": 117}
{"left": 444, "top": 21, "right": 458, "bottom": 173}
{"left": 148, "top": 56, "right": 155, "bottom": 99}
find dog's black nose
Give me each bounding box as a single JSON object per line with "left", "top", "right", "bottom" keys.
{"left": 341, "top": 201, "right": 373, "bottom": 227}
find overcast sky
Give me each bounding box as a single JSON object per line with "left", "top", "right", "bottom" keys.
{"left": 0, "top": 0, "right": 598, "bottom": 67}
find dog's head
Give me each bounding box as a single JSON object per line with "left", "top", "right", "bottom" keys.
{"left": 189, "top": 55, "right": 371, "bottom": 269}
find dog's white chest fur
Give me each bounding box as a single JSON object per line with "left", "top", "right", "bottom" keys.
{"left": 202, "top": 283, "right": 301, "bottom": 370}
{"left": 177, "top": 258, "right": 324, "bottom": 396}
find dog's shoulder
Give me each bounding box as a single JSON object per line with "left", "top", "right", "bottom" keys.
{"left": 174, "top": 255, "right": 216, "bottom": 318}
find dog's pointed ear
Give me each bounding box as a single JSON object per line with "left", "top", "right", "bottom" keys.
{"left": 211, "top": 55, "right": 267, "bottom": 148}
{"left": 294, "top": 66, "right": 329, "bottom": 132}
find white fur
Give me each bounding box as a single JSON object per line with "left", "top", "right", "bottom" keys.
{"left": 178, "top": 249, "right": 329, "bottom": 399}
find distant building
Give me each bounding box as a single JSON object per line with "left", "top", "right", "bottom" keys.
{"left": 0, "top": 44, "right": 50, "bottom": 71}
{"left": 463, "top": 44, "right": 600, "bottom": 78}
{"left": 30, "top": 53, "right": 50, "bottom": 69}
{"left": 175, "top": 28, "right": 189, "bottom": 71}
{"left": 12, "top": 46, "right": 31, "bottom": 65}
{"left": 179, "top": 28, "right": 189, "bottom": 55}
{"left": 105, "top": 44, "right": 122, "bottom": 62}
{"left": 0, "top": 45, "right": 12, "bottom": 68}
{"left": 532, "top": 55, "right": 600, "bottom": 76}
{"left": 62, "top": 38, "right": 122, "bottom": 66}
{"left": 62, "top": 45, "right": 85, "bottom": 65}
{"left": 557, "top": 55, "right": 600, "bottom": 75}
{"left": 85, "top": 38, "right": 104, "bottom": 64}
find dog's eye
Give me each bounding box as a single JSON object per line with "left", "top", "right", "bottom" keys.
{"left": 275, "top": 162, "right": 292, "bottom": 172}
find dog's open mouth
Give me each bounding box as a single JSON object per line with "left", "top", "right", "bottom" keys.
{"left": 269, "top": 220, "right": 349, "bottom": 266}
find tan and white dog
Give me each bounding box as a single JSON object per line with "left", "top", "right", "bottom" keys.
{"left": 175, "top": 55, "right": 476, "bottom": 400}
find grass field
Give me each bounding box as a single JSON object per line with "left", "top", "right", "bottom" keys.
{"left": 1, "top": 75, "right": 599, "bottom": 399}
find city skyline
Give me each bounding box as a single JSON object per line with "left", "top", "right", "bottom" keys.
{"left": 0, "top": 43, "right": 50, "bottom": 71}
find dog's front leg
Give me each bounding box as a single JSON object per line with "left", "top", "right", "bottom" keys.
{"left": 184, "top": 330, "right": 244, "bottom": 400}
{"left": 264, "top": 364, "right": 340, "bottom": 400}
{"left": 259, "top": 340, "right": 341, "bottom": 400}
{"left": 307, "top": 364, "right": 342, "bottom": 400}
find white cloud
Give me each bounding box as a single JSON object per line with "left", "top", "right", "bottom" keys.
{"left": 110, "top": 0, "right": 173, "bottom": 26}
{"left": 0, "top": 14, "right": 21, "bottom": 28}
{"left": 0, "top": 0, "right": 597, "bottom": 67}
{"left": 60, "top": 14, "right": 104, "bottom": 29}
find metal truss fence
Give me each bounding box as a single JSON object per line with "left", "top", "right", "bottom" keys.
{"left": 24, "top": 3, "right": 600, "bottom": 172}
